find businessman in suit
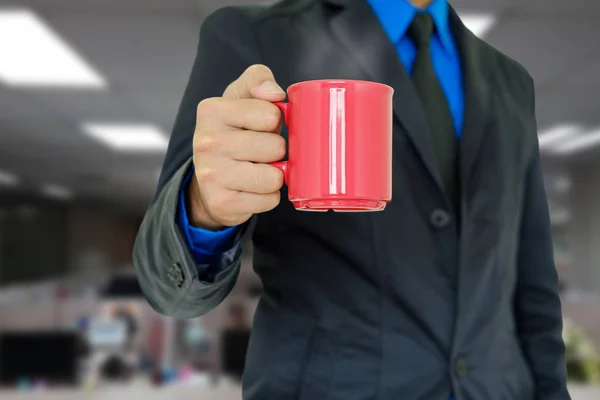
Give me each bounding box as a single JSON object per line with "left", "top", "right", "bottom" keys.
{"left": 133, "top": 0, "right": 570, "bottom": 399}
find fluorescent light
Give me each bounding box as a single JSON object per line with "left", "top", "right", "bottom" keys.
{"left": 0, "top": 169, "right": 19, "bottom": 186}
{"left": 41, "top": 184, "right": 73, "bottom": 200}
{"left": 82, "top": 123, "right": 168, "bottom": 151}
{"left": 0, "top": 9, "right": 106, "bottom": 88}
{"left": 460, "top": 14, "right": 496, "bottom": 38}
{"left": 553, "top": 128, "right": 600, "bottom": 154}
{"left": 538, "top": 124, "right": 581, "bottom": 149}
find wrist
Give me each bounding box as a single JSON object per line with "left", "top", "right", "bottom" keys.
{"left": 186, "top": 176, "right": 225, "bottom": 231}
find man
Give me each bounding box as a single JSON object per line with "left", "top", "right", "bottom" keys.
{"left": 133, "top": 0, "right": 570, "bottom": 399}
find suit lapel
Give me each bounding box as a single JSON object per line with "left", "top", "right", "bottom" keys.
{"left": 447, "top": 7, "right": 493, "bottom": 344}
{"left": 324, "top": 0, "right": 444, "bottom": 191}
{"left": 448, "top": 8, "right": 491, "bottom": 200}
{"left": 323, "top": 1, "right": 492, "bottom": 204}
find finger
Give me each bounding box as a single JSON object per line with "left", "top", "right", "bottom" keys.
{"left": 203, "top": 189, "right": 281, "bottom": 224}
{"left": 194, "top": 156, "right": 284, "bottom": 194}
{"left": 197, "top": 98, "right": 283, "bottom": 133}
{"left": 236, "top": 190, "right": 281, "bottom": 214}
{"left": 221, "top": 162, "right": 285, "bottom": 194}
{"left": 195, "top": 129, "right": 286, "bottom": 163}
{"left": 223, "top": 64, "right": 286, "bottom": 102}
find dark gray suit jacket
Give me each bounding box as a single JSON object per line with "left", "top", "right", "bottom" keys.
{"left": 133, "top": 1, "right": 570, "bottom": 399}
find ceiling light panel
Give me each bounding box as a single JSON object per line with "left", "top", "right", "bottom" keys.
{"left": 460, "top": 14, "right": 496, "bottom": 38}
{"left": 0, "top": 9, "right": 106, "bottom": 88}
{"left": 41, "top": 184, "right": 73, "bottom": 200}
{"left": 538, "top": 124, "right": 581, "bottom": 149}
{"left": 0, "top": 169, "right": 19, "bottom": 186}
{"left": 552, "top": 128, "right": 600, "bottom": 155}
{"left": 82, "top": 123, "right": 169, "bottom": 151}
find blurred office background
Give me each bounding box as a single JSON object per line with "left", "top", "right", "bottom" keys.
{"left": 0, "top": 0, "right": 599, "bottom": 398}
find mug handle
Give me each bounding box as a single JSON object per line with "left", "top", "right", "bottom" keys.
{"left": 269, "top": 101, "right": 290, "bottom": 184}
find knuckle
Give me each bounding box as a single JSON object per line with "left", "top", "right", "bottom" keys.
{"left": 245, "top": 64, "right": 272, "bottom": 78}
{"left": 196, "top": 97, "right": 222, "bottom": 117}
{"left": 194, "top": 166, "right": 217, "bottom": 185}
{"left": 193, "top": 133, "right": 218, "bottom": 153}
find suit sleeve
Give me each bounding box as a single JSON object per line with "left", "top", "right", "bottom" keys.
{"left": 133, "top": 7, "right": 261, "bottom": 319}
{"left": 514, "top": 85, "right": 570, "bottom": 399}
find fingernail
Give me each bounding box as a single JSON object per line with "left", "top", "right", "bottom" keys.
{"left": 258, "top": 80, "right": 285, "bottom": 95}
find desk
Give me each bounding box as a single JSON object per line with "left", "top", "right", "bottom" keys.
{"left": 0, "top": 382, "right": 598, "bottom": 400}
{"left": 0, "top": 377, "right": 240, "bottom": 400}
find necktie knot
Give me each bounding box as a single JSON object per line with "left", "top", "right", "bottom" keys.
{"left": 408, "top": 13, "right": 434, "bottom": 47}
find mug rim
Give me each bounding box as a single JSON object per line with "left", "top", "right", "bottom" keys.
{"left": 287, "top": 79, "right": 393, "bottom": 92}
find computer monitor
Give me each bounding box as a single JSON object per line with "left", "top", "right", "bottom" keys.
{"left": 87, "top": 319, "right": 127, "bottom": 348}
{"left": 0, "top": 331, "right": 78, "bottom": 385}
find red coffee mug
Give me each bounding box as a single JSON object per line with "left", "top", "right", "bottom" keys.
{"left": 270, "top": 79, "right": 393, "bottom": 211}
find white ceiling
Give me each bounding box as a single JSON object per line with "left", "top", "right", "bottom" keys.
{"left": 0, "top": 0, "right": 598, "bottom": 213}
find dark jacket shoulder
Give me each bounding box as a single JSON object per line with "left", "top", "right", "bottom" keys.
{"left": 478, "top": 38, "right": 535, "bottom": 110}
{"left": 202, "top": 0, "right": 317, "bottom": 36}
{"left": 474, "top": 36, "right": 539, "bottom": 160}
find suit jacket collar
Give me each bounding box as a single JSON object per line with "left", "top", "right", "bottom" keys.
{"left": 448, "top": 7, "right": 492, "bottom": 196}
{"left": 324, "top": 0, "right": 491, "bottom": 209}
{"left": 367, "top": 0, "right": 455, "bottom": 57}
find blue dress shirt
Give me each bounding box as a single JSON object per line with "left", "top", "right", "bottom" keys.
{"left": 177, "top": 0, "right": 464, "bottom": 271}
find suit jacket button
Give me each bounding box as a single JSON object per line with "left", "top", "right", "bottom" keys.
{"left": 454, "top": 357, "right": 468, "bottom": 379}
{"left": 430, "top": 209, "right": 451, "bottom": 228}
{"left": 167, "top": 263, "right": 185, "bottom": 288}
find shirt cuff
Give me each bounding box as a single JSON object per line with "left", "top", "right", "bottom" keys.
{"left": 177, "top": 168, "right": 240, "bottom": 265}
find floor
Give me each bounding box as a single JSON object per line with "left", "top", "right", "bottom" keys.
{"left": 1, "top": 380, "right": 598, "bottom": 400}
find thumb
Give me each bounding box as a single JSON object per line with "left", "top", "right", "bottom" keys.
{"left": 223, "top": 64, "right": 286, "bottom": 101}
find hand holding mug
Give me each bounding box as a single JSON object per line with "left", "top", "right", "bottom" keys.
{"left": 189, "top": 64, "right": 395, "bottom": 230}
{"left": 189, "top": 64, "right": 287, "bottom": 230}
